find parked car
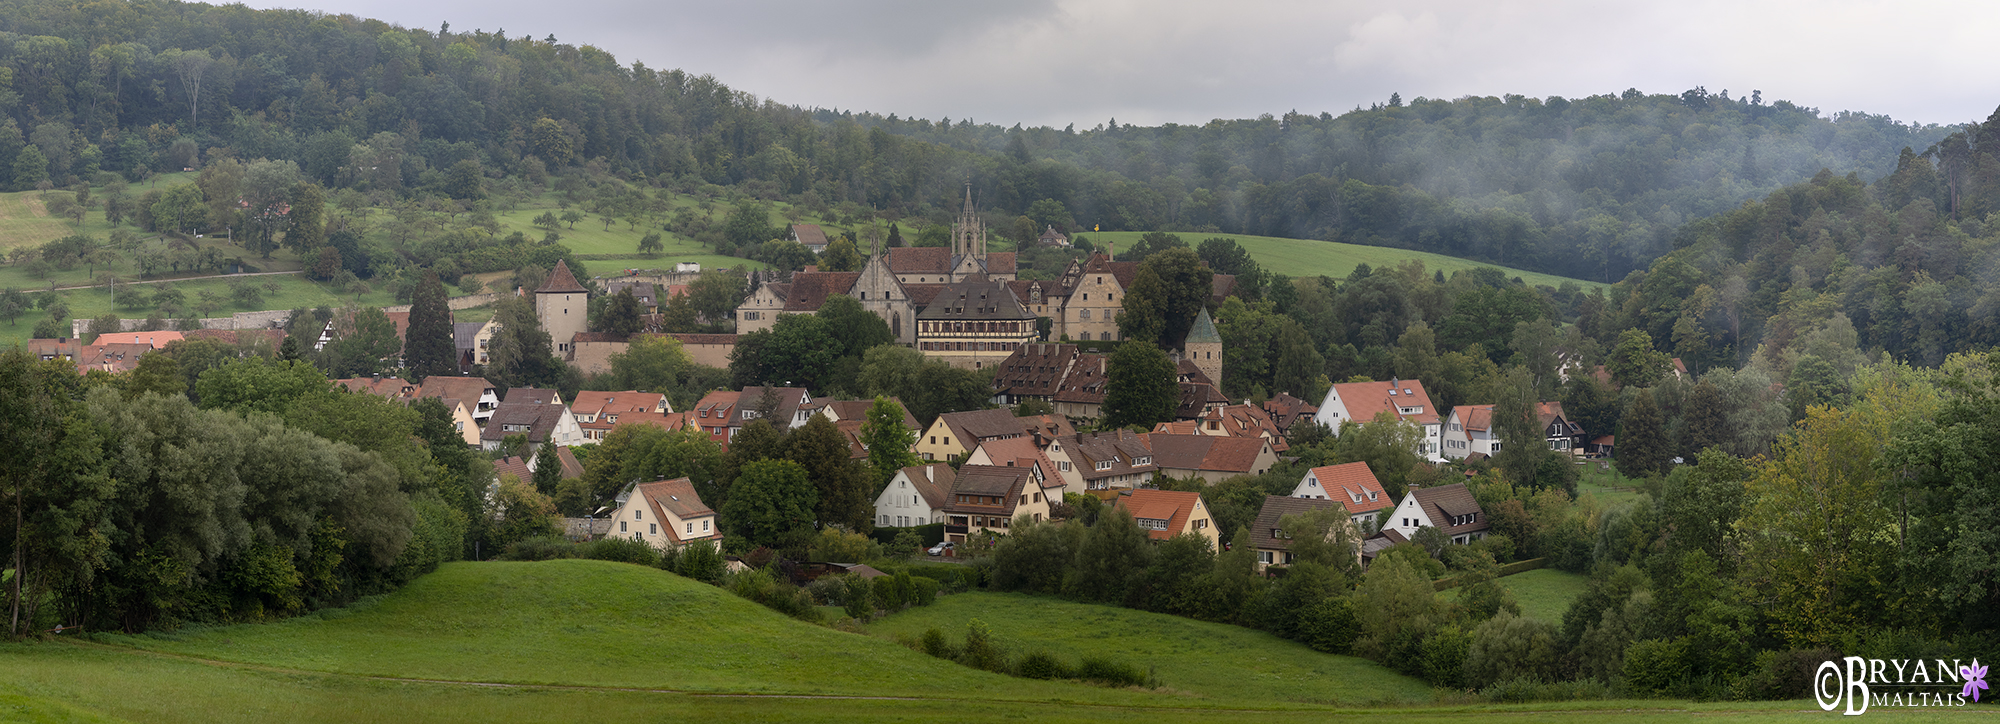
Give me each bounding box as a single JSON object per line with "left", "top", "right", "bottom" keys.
{"left": 926, "top": 541, "right": 955, "bottom": 556}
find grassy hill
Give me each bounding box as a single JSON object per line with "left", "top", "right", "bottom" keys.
{"left": 0, "top": 560, "right": 1964, "bottom": 722}
{"left": 1442, "top": 568, "right": 1592, "bottom": 626}
{"left": 1081, "top": 231, "right": 1607, "bottom": 291}
{"left": 864, "top": 590, "right": 1428, "bottom": 706}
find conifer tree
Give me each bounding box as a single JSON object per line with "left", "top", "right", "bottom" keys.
{"left": 404, "top": 271, "right": 455, "bottom": 380}
{"left": 1616, "top": 388, "right": 1668, "bottom": 478}
{"left": 533, "top": 440, "right": 562, "bottom": 497}
{"left": 1679, "top": 378, "right": 1729, "bottom": 459}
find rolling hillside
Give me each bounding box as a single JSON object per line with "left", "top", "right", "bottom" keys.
{"left": 1081, "top": 231, "right": 1608, "bottom": 291}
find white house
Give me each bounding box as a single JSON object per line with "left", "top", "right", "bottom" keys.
{"left": 606, "top": 478, "right": 722, "bottom": 549}
{"left": 1290, "top": 462, "right": 1395, "bottom": 528}
{"left": 1383, "top": 482, "right": 1491, "bottom": 546}
{"left": 875, "top": 463, "right": 954, "bottom": 528}
{"left": 1441, "top": 405, "right": 1500, "bottom": 460}
{"left": 1311, "top": 379, "right": 1444, "bottom": 462}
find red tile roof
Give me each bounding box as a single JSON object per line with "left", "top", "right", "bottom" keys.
{"left": 781, "top": 272, "right": 861, "bottom": 312}
{"left": 1328, "top": 379, "right": 1441, "bottom": 426}
{"left": 1115, "top": 489, "right": 1205, "bottom": 541}
{"left": 889, "top": 247, "right": 952, "bottom": 274}
{"left": 1301, "top": 462, "right": 1393, "bottom": 516}
{"left": 538, "top": 259, "right": 588, "bottom": 294}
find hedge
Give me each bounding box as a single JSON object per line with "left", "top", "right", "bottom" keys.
{"left": 1433, "top": 557, "right": 1547, "bottom": 592}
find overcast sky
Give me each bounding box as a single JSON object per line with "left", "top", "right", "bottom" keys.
{"left": 244, "top": 0, "right": 2000, "bottom": 130}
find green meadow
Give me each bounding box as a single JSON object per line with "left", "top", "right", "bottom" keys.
{"left": 1081, "top": 231, "right": 1608, "bottom": 291}
{"left": 0, "top": 560, "right": 1976, "bottom": 723}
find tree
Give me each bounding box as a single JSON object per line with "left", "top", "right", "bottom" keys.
{"left": 443, "top": 159, "right": 484, "bottom": 200}
{"left": 1063, "top": 506, "right": 1154, "bottom": 606}
{"left": 11, "top": 145, "right": 48, "bottom": 191}
{"left": 1116, "top": 247, "right": 1212, "bottom": 347}
{"left": 637, "top": 232, "right": 663, "bottom": 256}
{"left": 1615, "top": 388, "right": 1668, "bottom": 478}
{"left": 729, "top": 314, "right": 837, "bottom": 390}
{"left": 1678, "top": 378, "right": 1729, "bottom": 458}
{"left": 885, "top": 223, "right": 904, "bottom": 248}
{"left": 493, "top": 474, "right": 560, "bottom": 548}
{"left": 1493, "top": 367, "right": 1554, "bottom": 489}
{"left": 325, "top": 307, "right": 402, "bottom": 378}
{"left": 532, "top": 441, "right": 562, "bottom": 497}
{"left": 285, "top": 183, "right": 327, "bottom": 254}
{"left": 724, "top": 200, "right": 775, "bottom": 247}
{"left": 85, "top": 313, "right": 120, "bottom": 343}
{"left": 1102, "top": 341, "right": 1177, "bottom": 429}
{"left": 150, "top": 183, "right": 207, "bottom": 235}
{"left": 861, "top": 396, "right": 921, "bottom": 487}
{"left": 816, "top": 295, "right": 892, "bottom": 359}
{"left": 599, "top": 287, "right": 643, "bottom": 338}
{"left": 1607, "top": 329, "right": 1671, "bottom": 389}
{"left": 686, "top": 271, "right": 747, "bottom": 326}
{"left": 404, "top": 272, "right": 455, "bottom": 380}
{"left": 722, "top": 459, "right": 817, "bottom": 549}
{"left": 1326, "top": 414, "right": 1425, "bottom": 498}
{"left": 124, "top": 351, "right": 184, "bottom": 399}
{"left": 485, "top": 296, "right": 563, "bottom": 390}
{"left": 0, "top": 289, "right": 26, "bottom": 326}
{"left": 788, "top": 415, "right": 870, "bottom": 531}
{"left": 820, "top": 236, "right": 864, "bottom": 272}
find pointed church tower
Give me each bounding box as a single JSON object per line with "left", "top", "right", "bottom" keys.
{"left": 948, "top": 181, "right": 986, "bottom": 280}
{"left": 1184, "top": 307, "right": 1223, "bottom": 385}
{"left": 536, "top": 259, "right": 589, "bottom": 357}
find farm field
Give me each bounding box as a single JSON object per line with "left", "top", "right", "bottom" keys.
{"left": 0, "top": 560, "right": 1974, "bottom": 723}
{"left": 1081, "top": 231, "right": 1608, "bottom": 291}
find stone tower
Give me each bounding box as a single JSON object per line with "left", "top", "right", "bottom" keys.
{"left": 536, "top": 259, "right": 590, "bottom": 357}
{"left": 948, "top": 181, "right": 986, "bottom": 280}
{"left": 1183, "top": 307, "right": 1223, "bottom": 385}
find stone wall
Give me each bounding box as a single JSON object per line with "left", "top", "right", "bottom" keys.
{"left": 68, "top": 292, "right": 505, "bottom": 338}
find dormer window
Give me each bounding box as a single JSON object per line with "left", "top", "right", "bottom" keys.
{"left": 1095, "top": 460, "right": 1112, "bottom": 471}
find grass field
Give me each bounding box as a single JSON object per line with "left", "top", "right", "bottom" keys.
{"left": 1082, "top": 231, "right": 1607, "bottom": 291}
{"left": 1576, "top": 465, "right": 1647, "bottom": 507}
{"left": 864, "top": 590, "right": 1430, "bottom": 706}
{"left": 1451, "top": 568, "right": 1592, "bottom": 625}
{"left": 0, "top": 560, "right": 1978, "bottom": 722}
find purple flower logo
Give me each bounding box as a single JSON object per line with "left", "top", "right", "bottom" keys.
{"left": 1964, "top": 660, "right": 1989, "bottom": 703}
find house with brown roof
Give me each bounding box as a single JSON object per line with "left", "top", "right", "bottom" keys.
{"left": 690, "top": 390, "right": 741, "bottom": 445}
{"left": 480, "top": 398, "right": 585, "bottom": 451}
{"left": 1249, "top": 495, "right": 1350, "bottom": 572}
{"left": 916, "top": 408, "right": 1073, "bottom": 463}
{"left": 1165, "top": 402, "right": 1290, "bottom": 453}
{"left": 803, "top": 397, "right": 920, "bottom": 430}
{"left": 606, "top": 478, "right": 722, "bottom": 549}
{"left": 915, "top": 276, "right": 1038, "bottom": 370}
{"left": 1384, "top": 482, "right": 1490, "bottom": 546}
{"left": 1037, "top": 225, "right": 1069, "bottom": 247}
{"left": 693, "top": 386, "right": 814, "bottom": 442}
{"left": 732, "top": 270, "right": 861, "bottom": 335}
{"left": 603, "top": 281, "right": 660, "bottom": 314}
{"left": 1289, "top": 462, "right": 1393, "bottom": 527}
{"left": 416, "top": 376, "right": 500, "bottom": 424}
{"left": 874, "top": 463, "right": 955, "bottom": 529}
{"left": 990, "top": 343, "right": 1083, "bottom": 407}
{"left": 1045, "top": 430, "right": 1156, "bottom": 491}
{"left": 1112, "top": 489, "right": 1218, "bottom": 548}
{"left": 964, "top": 435, "right": 1074, "bottom": 497}
{"left": 939, "top": 464, "right": 1057, "bottom": 543}
{"left": 27, "top": 338, "right": 80, "bottom": 363}
{"left": 790, "top": 224, "right": 830, "bottom": 254}
{"left": 1264, "top": 392, "right": 1319, "bottom": 437}
{"left": 1144, "top": 434, "right": 1279, "bottom": 484}
{"left": 1312, "top": 379, "right": 1444, "bottom": 462}
{"left": 1051, "top": 353, "right": 1109, "bottom": 419}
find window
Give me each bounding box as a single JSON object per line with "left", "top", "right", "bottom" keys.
{"left": 702, "top": 520, "right": 709, "bottom": 532}
{"left": 649, "top": 523, "right": 657, "bottom": 535}
{"left": 620, "top": 521, "right": 628, "bottom": 532}
{"left": 635, "top": 509, "right": 642, "bottom": 520}
{"left": 1059, "top": 461, "right": 1071, "bottom": 471}
{"left": 1193, "top": 519, "right": 1208, "bottom": 529}
{"left": 1095, "top": 460, "right": 1112, "bottom": 471}
{"left": 1258, "top": 551, "right": 1273, "bottom": 564}
{"left": 881, "top": 514, "right": 890, "bottom": 526}
{"left": 686, "top": 522, "right": 694, "bottom": 534}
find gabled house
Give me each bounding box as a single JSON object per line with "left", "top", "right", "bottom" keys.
{"left": 916, "top": 407, "right": 1074, "bottom": 463}
{"left": 722, "top": 386, "right": 814, "bottom": 435}
{"left": 571, "top": 390, "right": 673, "bottom": 441}
{"left": 989, "top": 343, "right": 1083, "bottom": 406}
{"left": 480, "top": 399, "right": 586, "bottom": 451}
{"left": 1250, "top": 495, "right": 1349, "bottom": 572}
{"left": 603, "top": 281, "right": 660, "bottom": 314}
{"left": 1049, "top": 430, "right": 1156, "bottom": 491}
{"left": 1441, "top": 405, "right": 1498, "bottom": 460}
{"left": 1159, "top": 402, "right": 1290, "bottom": 453}
{"left": 940, "top": 464, "right": 1055, "bottom": 543}
{"left": 505, "top": 387, "right": 563, "bottom": 406}
{"left": 1051, "top": 353, "right": 1110, "bottom": 419}
{"left": 416, "top": 376, "right": 500, "bottom": 424}
{"left": 690, "top": 390, "right": 740, "bottom": 443}
{"left": 874, "top": 463, "right": 954, "bottom": 529}
{"left": 1538, "top": 401, "right": 1587, "bottom": 455}
{"left": 1383, "top": 483, "right": 1490, "bottom": 545}
{"left": 790, "top": 224, "right": 830, "bottom": 254}
{"left": 28, "top": 338, "right": 80, "bottom": 363}
{"left": 1264, "top": 392, "right": 1320, "bottom": 440}
{"left": 1311, "top": 379, "right": 1444, "bottom": 462}
{"left": 803, "top": 397, "right": 920, "bottom": 431}
{"left": 1112, "top": 489, "right": 1219, "bottom": 548}
{"left": 1289, "top": 462, "right": 1393, "bottom": 528}
{"left": 964, "top": 436, "right": 1072, "bottom": 498}
{"left": 1144, "top": 434, "right": 1279, "bottom": 484}
{"left": 607, "top": 477, "right": 722, "bottom": 549}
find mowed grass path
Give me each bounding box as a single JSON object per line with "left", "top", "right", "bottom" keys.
{"left": 865, "top": 590, "right": 1430, "bottom": 706}
{"left": 1083, "top": 231, "right": 1607, "bottom": 291}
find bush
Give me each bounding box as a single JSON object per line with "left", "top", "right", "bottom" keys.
{"left": 959, "top": 619, "right": 1008, "bottom": 673}
{"left": 675, "top": 539, "right": 726, "bottom": 584}
{"left": 1301, "top": 596, "right": 1361, "bottom": 654}
{"left": 1623, "top": 637, "right": 1691, "bottom": 696}
{"left": 805, "top": 575, "right": 849, "bottom": 606}
{"left": 1075, "top": 657, "right": 1151, "bottom": 688}
{"left": 1419, "top": 625, "right": 1473, "bottom": 689}
{"left": 843, "top": 575, "right": 874, "bottom": 619}
{"left": 1482, "top": 676, "right": 1614, "bottom": 703}
{"left": 909, "top": 576, "right": 940, "bottom": 607}
{"left": 1735, "top": 647, "right": 1839, "bottom": 701}
{"left": 726, "top": 568, "right": 820, "bottom": 623}
{"left": 1016, "top": 651, "right": 1071, "bottom": 680}
{"left": 580, "top": 536, "right": 663, "bottom": 566}
{"left": 500, "top": 536, "right": 574, "bottom": 561}
{"left": 920, "top": 627, "right": 954, "bottom": 659}
{"left": 1464, "top": 613, "right": 1561, "bottom": 689}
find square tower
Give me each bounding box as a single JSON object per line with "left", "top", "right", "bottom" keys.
{"left": 537, "top": 259, "right": 590, "bottom": 357}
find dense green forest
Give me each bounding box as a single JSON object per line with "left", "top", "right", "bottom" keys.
{"left": 0, "top": 0, "right": 1959, "bottom": 284}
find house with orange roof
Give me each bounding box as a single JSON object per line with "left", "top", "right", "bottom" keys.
{"left": 1112, "top": 489, "right": 1219, "bottom": 548}
{"left": 1311, "top": 378, "right": 1444, "bottom": 462}
{"left": 874, "top": 463, "right": 955, "bottom": 529}
{"left": 1441, "top": 404, "right": 1498, "bottom": 460}
{"left": 605, "top": 478, "right": 721, "bottom": 549}
{"left": 570, "top": 390, "right": 672, "bottom": 441}
{"left": 1157, "top": 402, "right": 1291, "bottom": 453}
{"left": 1289, "top": 462, "right": 1394, "bottom": 527}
